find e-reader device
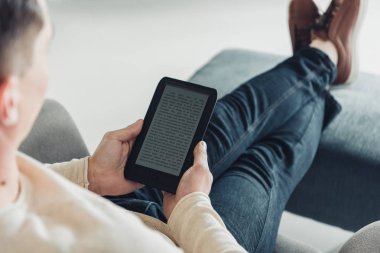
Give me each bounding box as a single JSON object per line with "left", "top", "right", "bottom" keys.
{"left": 124, "top": 77, "right": 217, "bottom": 193}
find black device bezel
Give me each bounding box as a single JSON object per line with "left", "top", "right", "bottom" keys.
{"left": 124, "top": 77, "right": 217, "bottom": 194}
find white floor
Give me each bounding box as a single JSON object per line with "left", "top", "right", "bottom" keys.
{"left": 46, "top": 0, "right": 379, "bottom": 250}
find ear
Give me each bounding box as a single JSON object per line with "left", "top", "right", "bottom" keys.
{"left": 0, "top": 76, "right": 19, "bottom": 127}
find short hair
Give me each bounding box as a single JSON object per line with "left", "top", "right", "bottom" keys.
{"left": 0, "top": 0, "right": 44, "bottom": 81}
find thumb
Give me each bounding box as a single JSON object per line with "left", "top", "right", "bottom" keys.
{"left": 193, "top": 141, "right": 208, "bottom": 167}
{"left": 109, "top": 119, "right": 144, "bottom": 141}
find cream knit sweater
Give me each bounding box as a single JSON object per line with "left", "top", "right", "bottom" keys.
{"left": 0, "top": 153, "right": 247, "bottom": 253}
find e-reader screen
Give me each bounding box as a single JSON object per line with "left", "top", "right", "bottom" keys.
{"left": 135, "top": 84, "right": 209, "bottom": 176}
{"left": 124, "top": 77, "right": 217, "bottom": 193}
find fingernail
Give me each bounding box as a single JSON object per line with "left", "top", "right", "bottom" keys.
{"left": 201, "top": 141, "right": 207, "bottom": 149}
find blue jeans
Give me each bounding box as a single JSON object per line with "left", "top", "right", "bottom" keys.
{"left": 107, "top": 48, "right": 341, "bottom": 253}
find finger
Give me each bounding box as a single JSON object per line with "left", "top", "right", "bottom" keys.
{"left": 162, "top": 191, "right": 173, "bottom": 197}
{"left": 123, "top": 183, "right": 144, "bottom": 193}
{"left": 193, "top": 141, "right": 208, "bottom": 167}
{"left": 127, "top": 180, "right": 144, "bottom": 189}
{"left": 108, "top": 119, "right": 144, "bottom": 141}
{"left": 162, "top": 191, "right": 174, "bottom": 200}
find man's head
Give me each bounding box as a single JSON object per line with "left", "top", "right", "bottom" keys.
{"left": 0, "top": 0, "right": 52, "bottom": 148}
{"left": 0, "top": 0, "right": 43, "bottom": 81}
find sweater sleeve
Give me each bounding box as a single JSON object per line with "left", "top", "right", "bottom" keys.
{"left": 168, "top": 192, "right": 247, "bottom": 253}
{"left": 46, "top": 157, "right": 90, "bottom": 189}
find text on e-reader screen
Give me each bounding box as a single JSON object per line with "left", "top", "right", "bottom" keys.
{"left": 135, "top": 85, "right": 209, "bottom": 176}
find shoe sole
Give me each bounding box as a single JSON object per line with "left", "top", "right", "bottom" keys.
{"left": 345, "top": 0, "right": 369, "bottom": 84}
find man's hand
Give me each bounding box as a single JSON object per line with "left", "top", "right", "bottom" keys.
{"left": 88, "top": 119, "right": 144, "bottom": 196}
{"left": 163, "top": 141, "right": 213, "bottom": 219}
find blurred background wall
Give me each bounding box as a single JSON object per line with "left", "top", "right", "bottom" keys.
{"left": 46, "top": 0, "right": 380, "bottom": 152}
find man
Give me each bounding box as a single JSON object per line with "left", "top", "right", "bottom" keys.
{"left": 0, "top": 0, "right": 374, "bottom": 252}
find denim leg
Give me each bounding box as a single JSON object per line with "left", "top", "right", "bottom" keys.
{"left": 209, "top": 98, "right": 326, "bottom": 253}
{"left": 204, "top": 48, "right": 339, "bottom": 179}
{"left": 203, "top": 48, "right": 340, "bottom": 252}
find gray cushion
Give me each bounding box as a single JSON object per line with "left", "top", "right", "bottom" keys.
{"left": 338, "top": 221, "right": 380, "bottom": 253}
{"left": 19, "top": 99, "right": 89, "bottom": 164}
{"left": 274, "top": 234, "right": 321, "bottom": 253}
{"left": 188, "top": 49, "right": 380, "bottom": 231}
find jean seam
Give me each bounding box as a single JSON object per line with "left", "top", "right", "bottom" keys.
{"left": 212, "top": 64, "right": 326, "bottom": 175}
{"left": 282, "top": 100, "right": 320, "bottom": 181}
{"left": 144, "top": 202, "right": 154, "bottom": 214}
{"left": 253, "top": 185, "right": 274, "bottom": 253}
{"left": 254, "top": 98, "right": 320, "bottom": 252}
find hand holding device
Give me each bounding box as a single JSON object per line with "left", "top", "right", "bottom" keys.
{"left": 88, "top": 120, "right": 145, "bottom": 196}
{"left": 162, "top": 141, "right": 213, "bottom": 219}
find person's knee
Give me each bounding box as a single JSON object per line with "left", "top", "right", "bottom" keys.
{"left": 339, "top": 221, "right": 380, "bottom": 253}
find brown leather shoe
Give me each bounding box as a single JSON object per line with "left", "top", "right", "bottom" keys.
{"left": 314, "top": 0, "right": 368, "bottom": 84}
{"left": 289, "top": 0, "right": 320, "bottom": 53}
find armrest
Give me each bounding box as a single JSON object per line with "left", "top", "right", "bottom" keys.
{"left": 274, "top": 234, "right": 321, "bottom": 253}
{"left": 19, "top": 99, "right": 89, "bottom": 164}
